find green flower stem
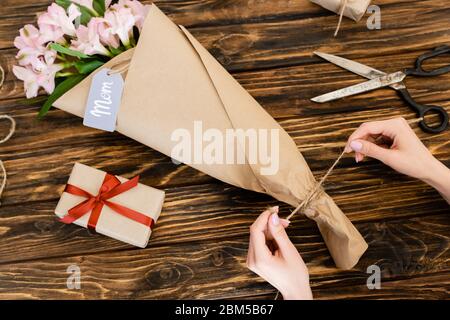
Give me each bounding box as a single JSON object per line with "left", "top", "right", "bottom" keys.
{"left": 129, "top": 33, "right": 137, "bottom": 48}
{"left": 62, "top": 62, "right": 76, "bottom": 69}
{"left": 56, "top": 71, "right": 77, "bottom": 78}
{"left": 91, "top": 9, "right": 100, "bottom": 17}
{"left": 105, "top": 49, "right": 114, "bottom": 58}
{"left": 57, "top": 54, "right": 67, "bottom": 62}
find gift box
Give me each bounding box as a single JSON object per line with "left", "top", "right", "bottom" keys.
{"left": 310, "top": 0, "right": 371, "bottom": 21}
{"left": 55, "top": 163, "right": 165, "bottom": 248}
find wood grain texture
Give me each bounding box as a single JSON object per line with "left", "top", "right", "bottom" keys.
{"left": 0, "top": 166, "right": 448, "bottom": 265}
{"left": 0, "top": 0, "right": 449, "bottom": 300}
{"left": 239, "top": 272, "right": 450, "bottom": 300}
{"left": 0, "top": 214, "right": 448, "bottom": 299}
{"left": 3, "top": 0, "right": 447, "bottom": 50}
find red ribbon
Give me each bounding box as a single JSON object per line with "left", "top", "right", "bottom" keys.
{"left": 60, "top": 173, "right": 154, "bottom": 231}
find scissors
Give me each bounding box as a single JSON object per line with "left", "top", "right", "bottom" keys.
{"left": 311, "top": 46, "right": 450, "bottom": 134}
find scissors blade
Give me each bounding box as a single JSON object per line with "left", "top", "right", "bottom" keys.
{"left": 314, "top": 51, "right": 387, "bottom": 79}
{"left": 311, "top": 71, "right": 407, "bottom": 103}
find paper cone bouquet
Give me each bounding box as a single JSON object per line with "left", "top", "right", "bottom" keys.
{"left": 54, "top": 4, "right": 367, "bottom": 269}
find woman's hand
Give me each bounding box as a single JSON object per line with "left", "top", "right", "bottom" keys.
{"left": 345, "top": 117, "right": 450, "bottom": 203}
{"left": 246, "top": 207, "right": 313, "bottom": 300}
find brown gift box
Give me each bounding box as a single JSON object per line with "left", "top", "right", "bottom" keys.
{"left": 55, "top": 163, "right": 165, "bottom": 248}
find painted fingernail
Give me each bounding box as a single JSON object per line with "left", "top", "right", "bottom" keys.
{"left": 350, "top": 141, "right": 363, "bottom": 152}
{"left": 271, "top": 213, "right": 280, "bottom": 226}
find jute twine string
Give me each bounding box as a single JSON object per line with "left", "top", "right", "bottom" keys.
{"left": 0, "top": 65, "right": 4, "bottom": 88}
{"left": 334, "top": 0, "right": 349, "bottom": 37}
{"left": 287, "top": 149, "right": 345, "bottom": 221}
{"left": 286, "top": 116, "right": 423, "bottom": 223}
{"left": 107, "top": 60, "right": 131, "bottom": 76}
{"left": 0, "top": 65, "right": 17, "bottom": 205}
{"left": 274, "top": 116, "right": 423, "bottom": 299}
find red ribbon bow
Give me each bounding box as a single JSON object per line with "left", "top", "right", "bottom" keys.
{"left": 60, "top": 173, "right": 154, "bottom": 231}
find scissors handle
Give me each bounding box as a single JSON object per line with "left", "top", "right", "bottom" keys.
{"left": 405, "top": 45, "right": 450, "bottom": 77}
{"left": 398, "top": 88, "right": 449, "bottom": 134}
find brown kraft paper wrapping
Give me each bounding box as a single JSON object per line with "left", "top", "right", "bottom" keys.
{"left": 310, "top": 0, "right": 372, "bottom": 21}
{"left": 54, "top": 4, "right": 368, "bottom": 269}
{"left": 55, "top": 163, "right": 165, "bottom": 248}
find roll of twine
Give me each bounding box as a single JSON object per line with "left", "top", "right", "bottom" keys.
{"left": 0, "top": 64, "right": 17, "bottom": 206}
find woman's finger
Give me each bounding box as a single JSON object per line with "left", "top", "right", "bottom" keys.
{"left": 345, "top": 121, "right": 390, "bottom": 153}
{"left": 266, "top": 218, "right": 290, "bottom": 241}
{"left": 267, "top": 212, "right": 298, "bottom": 257}
{"left": 246, "top": 241, "right": 256, "bottom": 270}
{"left": 350, "top": 139, "right": 393, "bottom": 163}
{"left": 249, "top": 208, "right": 274, "bottom": 259}
{"left": 281, "top": 219, "right": 290, "bottom": 228}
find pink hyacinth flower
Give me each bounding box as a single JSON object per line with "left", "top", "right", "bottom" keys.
{"left": 13, "top": 63, "right": 63, "bottom": 98}
{"left": 38, "top": 3, "right": 81, "bottom": 38}
{"left": 15, "top": 46, "right": 46, "bottom": 71}
{"left": 71, "top": 19, "right": 111, "bottom": 56}
{"left": 14, "top": 24, "right": 44, "bottom": 50}
{"left": 43, "top": 47, "right": 57, "bottom": 65}
{"left": 104, "top": 5, "right": 135, "bottom": 47}
{"left": 39, "top": 22, "right": 65, "bottom": 44}
{"left": 116, "top": 0, "right": 150, "bottom": 31}
{"left": 14, "top": 24, "right": 46, "bottom": 70}
{"left": 90, "top": 17, "right": 120, "bottom": 49}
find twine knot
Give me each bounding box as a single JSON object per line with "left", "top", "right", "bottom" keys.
{"left": 286, "top": 149, "right": 346, "bottom": 221}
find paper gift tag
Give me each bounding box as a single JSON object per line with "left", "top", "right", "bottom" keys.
{"left": 83, "top": 68, "right": 124, "bottom": 132}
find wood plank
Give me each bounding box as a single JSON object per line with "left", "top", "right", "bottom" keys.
{"left": 312, "top": 274, "right": 450, "bottom": 300}
{"left": 2, "top": 0, "right": 445, "bottom": 50}
{"left": 236, "top": 272, "right": 450, "bottom": 299}
{"left": 187, "top": 1, "right": 450, "bottom": 72}
{"left": 0, "top": 163, "right": 447, "bottom": 264}
{"left": 0, "top": 0, "right": 317, "bottom": 36}
{"left": 0, "top": 0, "right": 320, "bottom": 50}
{"left": 1, "top": 0, "right": 449, "bottom": 70}
{"left": 0, "top": 214, "right": 448, "bottom": 299}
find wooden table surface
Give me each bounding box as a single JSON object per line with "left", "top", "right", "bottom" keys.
{"left": 0, "top": 0, "right": 449, "bottom": 300}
